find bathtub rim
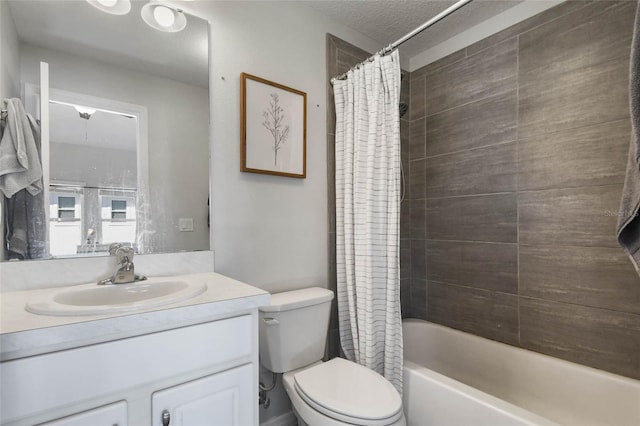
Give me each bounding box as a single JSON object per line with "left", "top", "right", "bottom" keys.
{"left": 403, "top": 359, "right": 557, "bottom": 426}
{"left": 402, "top": 318, "right": 640, "bottom": 426}
{"left": 402, "top": 318, "right": 640, "bottom": 387}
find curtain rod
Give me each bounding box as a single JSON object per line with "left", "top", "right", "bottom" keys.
{"left": 330, "top": 0, "right": 474, "bottom": 83}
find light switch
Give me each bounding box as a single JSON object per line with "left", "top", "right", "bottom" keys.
{"left": 179, "top": 218, "right": 194, "bottom": 232}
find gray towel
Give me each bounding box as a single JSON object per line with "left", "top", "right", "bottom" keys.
{"left": 1, "top": 109, "right": 47, "bottom": 260}
{"left": 617, "top": 2, "right": 640, "bottom": 273}
{"left": 0, "top": 98, "right": 43, "bottom": 198}
{"left": 5, "top": 188, "right": 47, "bottom": 260}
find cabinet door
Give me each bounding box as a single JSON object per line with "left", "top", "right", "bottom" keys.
{"left": 152, "top": 364, "right": 253, "bottom": 426}
{"left": 40, "top": 401, "right": 127, "bottom": 426}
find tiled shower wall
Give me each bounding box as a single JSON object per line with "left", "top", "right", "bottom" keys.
{"left": 326, "top": 34, "right": 412, "bottom": 358}
{"left": 407, "top": 1, "right": 640, "bottom": 379}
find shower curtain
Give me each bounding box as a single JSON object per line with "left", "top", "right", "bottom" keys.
{"left": 333, "top": 50, "right": 403, "bottom": 393}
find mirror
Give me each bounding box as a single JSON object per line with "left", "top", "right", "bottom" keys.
{"left": 2, "top": 0, "right": 209, "bottom": 260}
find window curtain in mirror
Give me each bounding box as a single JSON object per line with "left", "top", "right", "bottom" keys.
{"left": 333, "top": 50, "right": 403, "bottom": 393}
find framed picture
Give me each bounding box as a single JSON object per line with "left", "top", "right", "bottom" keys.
{"left": 241, "top": 73, "right": 307, "bottom": 178}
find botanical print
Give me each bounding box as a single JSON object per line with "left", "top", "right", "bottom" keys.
{"left": 241, "top": 73, "right": 306, "bottom": 178}
{"left": 262, "top": 93, "right": 290, "bottom": 166}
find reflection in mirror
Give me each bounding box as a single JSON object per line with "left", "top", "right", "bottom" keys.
{"left": 48, "top": 100, "right": 140, "bottom": 256}
{"left": 1, "top": 0, "right": 210, "bottom": 261}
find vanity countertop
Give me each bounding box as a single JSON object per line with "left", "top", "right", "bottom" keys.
{"left": 0, "top": 272, "right": 270, "bottom": 361}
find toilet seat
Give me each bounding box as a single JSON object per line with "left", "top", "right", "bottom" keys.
{"left": 293, "top": 358, "right": 403, "bottom": 426}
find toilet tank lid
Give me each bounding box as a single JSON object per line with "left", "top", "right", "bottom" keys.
{"left": 260, "top": 287, "right": 334, "bottom": 313}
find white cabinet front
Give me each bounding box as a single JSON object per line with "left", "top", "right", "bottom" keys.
{"left": 1, "top": 316, "right": 253, "bottom": 424}
{"left": 152, "top": 364, "right": 253, "bottom": 426}
{"left": 40, "top": 401, "right": 127, "bottom": 426}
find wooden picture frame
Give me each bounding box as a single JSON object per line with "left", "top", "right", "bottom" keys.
{"left": 241, "top": 73, "right": 307, "bottom": 178}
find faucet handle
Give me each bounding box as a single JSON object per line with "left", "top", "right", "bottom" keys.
{"left": 99, "top": 243, "right": 142, "bottom": 285}
{"left": 108, "top": 243, "right": 123, "bottom": 256}
{"left": 109, "top": 243, "right": 135, "bottom": 260}
{"left": 115, "top": 246, "right": 134, "bottom": 264}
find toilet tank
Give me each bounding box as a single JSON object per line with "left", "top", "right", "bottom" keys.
{"left": 259, "top": 287, "right": 334, "bottom": 373}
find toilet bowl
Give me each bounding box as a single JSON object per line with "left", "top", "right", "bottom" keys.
{"left": 282, "top": 358, "right": 405, "bottom": 426}
{"left": 258, "top": 288, "right": 405, "bottom": 426}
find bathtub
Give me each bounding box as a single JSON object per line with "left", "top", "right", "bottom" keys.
{"left": 402, "top": 319, "right": 640, "bottom": 426}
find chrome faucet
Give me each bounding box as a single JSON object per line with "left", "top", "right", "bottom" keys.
{"left": 98, "top": 243, "right": 147, "bottom": 285}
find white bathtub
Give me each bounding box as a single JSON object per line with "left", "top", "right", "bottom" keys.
{"left": 402, "top": 319, "right": 640, "bottom": 426}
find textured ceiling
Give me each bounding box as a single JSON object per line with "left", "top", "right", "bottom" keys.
{"left": 8, "top": 0, "right": 525, "bottom": 84}
{"left": 303, "top": 0, "right": 525, "bottom": 59}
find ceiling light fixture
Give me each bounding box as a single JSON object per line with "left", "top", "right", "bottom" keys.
{"left": 73, "top": 105, "right": 98, "bottom": 120}
{"left": 86, "top": 0, "right": 131, "bottom": 15}
{"left": 141, "top": 2, "right": 187, "bottom": 33}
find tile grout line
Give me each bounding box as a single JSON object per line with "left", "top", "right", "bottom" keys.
{"left": 423, "top": 139, "right": 516, "bottom": 161}
{"left": 517, "top": 2, "right": 633, "bottom": 77}
{"left": 408, "top": 115, "right": 631, "bottom": 163}
{"left": 516, "top": 33, "right": 521, "bottom": 346}
{"left": 423, "top": 71, "right": 428, "bottom": 319}
{"left": 518, "top": 294, "right": 640, "bottom": 318}
{"left": 518, "top": 182, "right": 624, "bottom": 194}
{"left": 422, "top": 86, "right": 516, "bottom": 121}
{"left": 518, "top": 111, "right": 632, "bottom": 142}
{"left": 428, "top": 279, "right": 518, "bottom": 298}
{"left": 411, "top": 0, "right": 601, "bottom": 100}
{"left": 418, "top": 36, "right": 514, "bottom": 84}
{"left": 403, "top": 71, "right": 414, "bottom": 315}
{"left": 413, "top": 48, "right": 468, "bottom": 79}
{"left": 429, "top": 280, "right": 640, "bottom": 318}
{"left": 463, "top": 0, "right": 594, "bottom": 60}
{"left": 424, "top": 238, "right": 622, "bottom": 251}
{"left": 425, "top": 238, "right": 517, "bottom": 245}
{"left": 423, "top": 191, "right": 516, "bottom": 201}
{"left": 407, "top": 86, "right": 413, "bottom": 315}
{"left": 414, "top": 181, "right": 625, "bottom": 203}
{"left": 517, "top": 117, "right": 632, "bottom": 141}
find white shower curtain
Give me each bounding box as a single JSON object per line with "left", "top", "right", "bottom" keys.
{"left": 333, "top": 50, "right": 403, "bottom": 393}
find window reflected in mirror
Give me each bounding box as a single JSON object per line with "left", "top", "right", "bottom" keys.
{"left": 48, "top": 99, "right": 142, "bottom": 257}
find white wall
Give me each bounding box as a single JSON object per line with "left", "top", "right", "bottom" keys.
{"left": 178, "top": 2, "right": 381, "bottom": 422}
{"left": 20, "top": 44, "right": 209, "bottom": 254}
{"left": 185, "top": 1, "right": 379, "bottom": 293}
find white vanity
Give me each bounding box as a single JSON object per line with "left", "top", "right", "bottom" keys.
{"left": 0, "top": 0, "right": 247, "bottom": 422}
{"left": 0, "top": 272, "right": 269, "bottom": 426}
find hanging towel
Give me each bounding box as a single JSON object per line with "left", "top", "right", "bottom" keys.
{"left": 0, "top": 98, "right": 43, "bottom": 198}
{"left": 618, "top": 3, "right": 640, "bottom": 272}
{"left": 6, "top": 189, "right": 46, "bottom": 260}
{"left": 4, "top": 114, "right": 47, "bottom": 260}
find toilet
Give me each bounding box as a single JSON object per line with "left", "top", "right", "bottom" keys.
{"left": 259, "top": 287, "right": 405, "bottom": 426}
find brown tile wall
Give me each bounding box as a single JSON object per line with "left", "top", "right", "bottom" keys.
{"left": 407, "top": 1, "right": 640, "bottom": 379}
{"left": 325, "top": 34, "right": 412, "bottom": 359}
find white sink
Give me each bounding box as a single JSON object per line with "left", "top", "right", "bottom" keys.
{"left": 25, "top": 278, "right": 207, "bottom": 316}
